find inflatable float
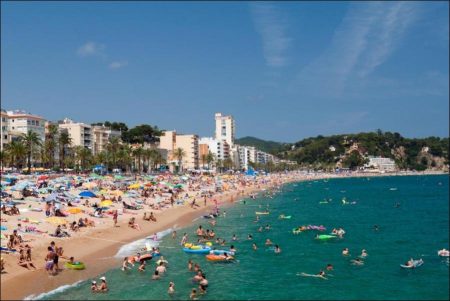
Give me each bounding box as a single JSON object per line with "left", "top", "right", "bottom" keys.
{"left": 206, "top": 254, "right": 234, "bottom": 262}
{"left": 183, "top": 245, "right": 211, "bottom": 254}
{"left": 279, "top": 215, "right": 292, "bottom": 219}
{"left": 255, "top": 211, "right": 269, "bottom": 215}
{"left": 400, "top": 259, "right": 423, "bottom": 269}
{"left": 438, "top": 249, "right": 449, "bottom": 257}
{"left": 65, "top": 261, "right": 85, "bottom": 270}
{"left": 315, "top": 234, "right": 337, "bottom": 240}
{"left": 211, "top": 250, "right": 235, "bottom": 256}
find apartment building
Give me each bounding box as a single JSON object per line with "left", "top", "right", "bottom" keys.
{"left": 58, "top": 118, "right": 92, "bottom": 150}
{"left": 92, "top": 125, "right": 121, "bottom": 155}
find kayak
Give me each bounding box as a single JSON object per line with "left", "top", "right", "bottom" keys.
{"left": 315, "top": 234, "right": 337, "bottom": 240}
{"left": 65, "top": 261, "right": 85, "bottom": 270}
{"left": 400, "top": 259, "right": 423, "bottom": 269}
{"left": 255, "top": 212, "right": 270, "bottom": 215}
{"left": 212, "top": 250, "right": 235, "bottom": 256}
{"left": 206, "top": 254, "right": 234, "bottom": 262}
{"left": 183, "top": 246, "right": 211, "bottom": 254}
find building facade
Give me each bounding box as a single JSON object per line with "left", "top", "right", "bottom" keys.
{"left": 159, "top": 130, "right": 199, "bottom": 170}
{"left": 92, "top": 125, "right": 121, "bottom": 155}
{"left": 58, "top": 118, "right": 92, "bottom": 151}
{"left": 364, "top": 156, "right": 397, "bottom": 172}
{"left": 198, "top": 137, "right": 230, "bottom": 166}
{"left": 175, "top": 134, "right": 199, "bottom": 170}
{"left": 0, "top": 110, "right": 46, "bottom": 152}
{"left": 215, "top": 113, "right": 235, "bottom": 148}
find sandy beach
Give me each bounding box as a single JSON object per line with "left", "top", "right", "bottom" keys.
{"left": 0, "top": 170, "right": 445, "bottom": 300}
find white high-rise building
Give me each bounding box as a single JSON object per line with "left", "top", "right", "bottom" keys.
{"left": 215, "top": 113, "right": 235, "bottom": 148}
{"left": 199, "top": 137, "right": 230, "bottom": 163}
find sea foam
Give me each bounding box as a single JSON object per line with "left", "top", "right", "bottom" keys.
{"left": 24, "top": 280, "right": 83, "bottom": 300}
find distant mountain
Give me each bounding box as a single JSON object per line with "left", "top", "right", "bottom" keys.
{"left": 235, "top": 136, "right": 288, "bottom": 155}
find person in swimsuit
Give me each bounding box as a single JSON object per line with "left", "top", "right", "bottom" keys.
{"left": 91, "top": 281, "right": 98, "bottom": 292}
{"left": 342, "top": 248, "right": 350, "bottom": 256}
{"left": 99, "top": 277, "right": 108, "bottom": 292}
{"left": 152, "top": 270, "right": 160, "bottom": 280}
{"left": 199, "top": 274, "right": 208, "bottom": 294}
{"left": 122, "top": 257, "right": 131, "bottom": 271}
{"left": 168, "top": 281, "right": 175, "bottom": 295}
{"left": 190, "top": 288, "right": 197, "bottom": 300}
{"left": 45, "top": 246, "right": 55, "bottom": 275}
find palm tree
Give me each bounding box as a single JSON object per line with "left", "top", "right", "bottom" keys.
{"left": 45, "top": 124, "right": 59, "bottom": 169}
{"left": 106, "top": 136, "right": 121, "bottom": 169}
{"left": 216, "top": 159, "right": 223, "bottom": 173}
{"left": 5, "top": 140, "right": 26, "bottom": 169}
{"left": 206, "top": 151, "right": 215, "bottom": 170}
{"left": 21, "top": 131, "right": 42, "bottom": 173}
{"left": 117, "top": 145, "right": 132, "bottom": 173}
{"left": 223, "top": 157, "right": 233, "bottom": 171}
{"left": 173, "top": 148, "right": 186, "bottom": 173}
{"left": 75, "top": 146, "right": 92, "bottom": 171}
{"left": 0, "top": 150, "right": 5, "bottom": 172}
{"left": 58, "top": 132, "right": 72, "bottom": 172}
{"left": 132, "top": 146, "right": 144, "bottom": 173}
{"left": 94, "top": 151, "right": 108, "bottom": 166}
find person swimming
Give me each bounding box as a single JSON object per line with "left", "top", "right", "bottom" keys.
{"left": 265, "top": 239, "right": 273, "bottom": 246}
{"left": 274, "top": 245, "right": 281, "bottom": 254}
{"left": 342, "top": 248, "right": 350, "bottom": 256}
{"left": 360, "top": 249, "right": 368, "bottom": 258}
{"left": 351, "top": 258, "right": 364, "bottom": 265}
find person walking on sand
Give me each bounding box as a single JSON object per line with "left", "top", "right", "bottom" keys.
{"left": 113, "top": 210, "right": 118, "bottom": 227}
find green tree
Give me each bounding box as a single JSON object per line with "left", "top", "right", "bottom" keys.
{"left": 21, "top": 131, "right": 42, "bottom": 173}
{"left": 5, "top": 140, "right": 26, "bottom": 169}
{"left": 106, "top": 136, "right": 121, "bottom": 169}
{"left": 75, "top": 146, "right": 92, "bottom": 171}
{"left": 132, "top": 146, "right": 144, "bottom": 173}
{"left": 342, "top": 150, "right": 367, "bottom": 170}
{"left": 58, "top": 132, "right": 72, "bottom": 172}
{"left": 206, "top": 151, "right": 215, "bottom": 170}
{"left": 45, "top": 124, "right": 59, "bottom": 169}
{"left": 223, "top": 157, "right": 233, "bottom": 171}
{"left": 173, "top": 148, "right": 186, "bottom": 173}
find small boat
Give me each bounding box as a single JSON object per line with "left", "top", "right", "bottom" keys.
{"left": 255, "top": 211, "right": 269, "bottom": 215}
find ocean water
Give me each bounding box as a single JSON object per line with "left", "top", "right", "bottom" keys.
{"left": 39, "top": 175, "right": 449, "bottom": 300}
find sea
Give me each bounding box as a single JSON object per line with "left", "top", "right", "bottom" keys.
{"left": 33, "top": 175, "right": 449, "bottom": 300}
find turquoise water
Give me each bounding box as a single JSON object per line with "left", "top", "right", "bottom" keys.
{"left": 40, "top": 175, "right": 449, "bottom": 300}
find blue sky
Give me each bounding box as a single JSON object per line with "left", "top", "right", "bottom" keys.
{"left": 1, "top": 1, "right": 448, "bottom": 142}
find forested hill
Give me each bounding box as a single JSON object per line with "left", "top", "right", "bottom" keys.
{"left": 235, "top": 136, "right": 286, "bottom": 154}
{"left": 281, "top": 131, "right": 449, "bottom": 170}
{"left": 239, "top": 131, "right": 449, "bottom": 171}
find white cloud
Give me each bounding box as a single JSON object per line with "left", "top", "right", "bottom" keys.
{"left": 77, "top": 42, "right": 105, "bottom": 57}
{"left": 109, "top": 61, "right": 128, "bottom": 70}
{"left": 250, "top": 3, "right": 292, "bottom": 67}
{"left": 292, "top": 2, "right": 420, "bottom": 97}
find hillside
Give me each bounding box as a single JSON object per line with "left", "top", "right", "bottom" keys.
{"left": 235, "top": 136, "right": 288, "bottom": 155}
{"left": 277, "top": 130, "right": 449, "bottom": 171}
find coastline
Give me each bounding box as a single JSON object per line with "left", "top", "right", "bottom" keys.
{"left": 1, "top": 170, "right": 446, "bottom": 300}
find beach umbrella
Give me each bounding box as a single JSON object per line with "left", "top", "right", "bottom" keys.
{"left": 100, "top": 200, "right": 113, "bottom": 207}
{"left": 174, "top": 184, "right": 184, "bottom": 189}
{"left": 79, "top": 191, "right": 97, "bottom": 198}
{"left": 67, "top": 208, "right": 83, "bottom": 214}
{"left": 38, "top": 175, "right": 49, "bottom": 181}
{"left": 128, "top": 183, "right": 141, "bottom": 189}
{"left": 110, "top": 190, "right": 124, "bottom": 196}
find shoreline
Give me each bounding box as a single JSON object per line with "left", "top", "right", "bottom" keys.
{"left": 1, "top": 171, "right": 446, "bottom": 300}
